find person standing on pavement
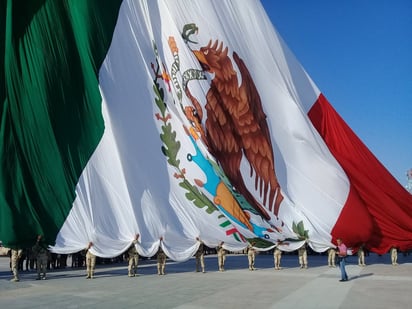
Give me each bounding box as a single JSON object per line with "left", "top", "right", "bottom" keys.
{"left": 217, "top": 241, "right": 227, "bottom": 272}
{"left": 247, "top": 241, "right": 256, "bottom": 271}
{"left": 127, "top": 234, "right": 140, "bottom": 277}
{"left": 195, "top": 237, "right": 205, "bottom": 273}
{"left": 390, "top": 246, "right": 398, "bottom": 266}
{"left": 298, "top": 243, "right": 308, "bottom": 269}
{"left": 336, "top": 238, "right": 348, "bottom": 282}
{"left": 327, "top": 247, "right": 336, "bottom": 267}
{"left": 273, "top": 247, "right": 282, "bottom": 270}
{"left": 85, "top": 241, "right": 96, "bottom": 279}
{"left": 10, "top": 248, "right": 23, "bottom": 282}
{"left": 157, "top": 237, "right": 167, "bottom": 275}
{"left": 357, "top": 244, "right": 366, "bottom": 266}
{"left": 32, "top": 235, "right": 49, "bottom": 280}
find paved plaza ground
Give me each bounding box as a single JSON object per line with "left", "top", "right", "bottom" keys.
{"left": 0, "top": 252, "right": 411, "bottom": 308}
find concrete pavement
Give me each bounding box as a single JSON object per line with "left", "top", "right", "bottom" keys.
{"left": 1, "top": 252, "right": 411, "bottom": 308}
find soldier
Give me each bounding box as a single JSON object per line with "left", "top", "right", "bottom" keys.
{"left": 298, "top": 243, "right": 308, "bottom": 269}
{"left": 85, "top": 242, "right": 96, "bottom": 279}
{"left": 327, "top": 247, "right": 336, "bottom": 267}
{"left": 390, "top": 246, "right": 398, "bottom": 266}
{"left": 32, "top": 235, "right": 49, "bottom": 280}
{"left": 10, "top": 248, "right": 23, "bottom": 282}
{"left": 217, "top": 241, "right": 227, "bottom": 272}
{"left": 195, "top": 237, "right": 205, "bottom": 273}
{"left": 274, "top": 247, "right": 282, "bottom": 270}
{"left": 357, "top": 244, "right": 366, "bottom": 266}
{"left": 247, "top": 241, "right": 256, "bottom": 271}
{"left": 157, "top": 237, "right": 166, "bottom": 275}
{"left": 127, "top": 234, "right": 140, "bottom": 277}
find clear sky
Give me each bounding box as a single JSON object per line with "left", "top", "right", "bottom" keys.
{"left": 260, "top": 0, "right": 412, "bottom": 187}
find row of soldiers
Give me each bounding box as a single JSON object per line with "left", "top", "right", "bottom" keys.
{"left": 10, "top": 235, "right": 49, "bottom": 282}
{"left": 10, "top": 237, "right": 401, "bottom": 281}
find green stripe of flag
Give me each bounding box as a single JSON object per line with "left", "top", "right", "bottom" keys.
{"left": 0, "top": 0, "right": 122, "bottom": 248}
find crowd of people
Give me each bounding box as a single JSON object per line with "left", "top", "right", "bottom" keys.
{"left": 5, "top": 236, "right": 406, "bottom": 283}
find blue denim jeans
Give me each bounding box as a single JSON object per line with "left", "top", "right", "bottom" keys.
{"left": 338, "top": 257, "right": 348, "bottom": 280}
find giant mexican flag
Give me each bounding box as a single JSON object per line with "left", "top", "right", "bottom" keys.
{"left": 2, "top": 0, "right": 412, "bottom": 259}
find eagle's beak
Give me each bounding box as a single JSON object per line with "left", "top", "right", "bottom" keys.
{"left": 193, "top": 50, "right": 209, "bottom": 70}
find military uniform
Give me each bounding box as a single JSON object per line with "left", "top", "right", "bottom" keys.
{"left": 32, "top": 237, "right": 49, "bottom": 280}
{"left": 274, "top": 248, "right": 282, "bottom": 270}
{"left": 127, "top": 240, "right": 139, "bottom": 277}
{"left": 157, "top": 247, "right": 166, "bottom": 275}
{"left": 195, "top": 241, "right": 205, "bottom": 273}
{"left": 247, "top": 243, "right": 256, "bottom": 271}
{"left": 328, "top": 248, "right": 336, "bottom": 267}
{"left": 298, "top": 244, "right": 308, "bottom": 269}
{"left": 217, "top": 243, "right": 226, "bottom": 271}
{"left": 85, "top": 243, "right": 96, "bottom": 279}
{"left": 10, "top": 249, "right": 23, "bottom": 282}
{"left": 390, "top": 247, "right": 398, "bottom": 265}
{"left": 357, "top": 245, "right": 366, "bottom": 266}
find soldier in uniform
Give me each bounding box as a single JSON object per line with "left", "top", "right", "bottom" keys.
{"left": 157, "top": 237, "right": 166, "bottom": 275}
{"left": 32, "top": 235, "right": 49, "bottom": 280}
{"left": 127, "top": 234, "right": 140, "bottom": 277}
{"left": 85, "top": 242, "right": 96, "bottom": 279}
{"left": 217, "top": 241, "right": 227, "bottom": 272}
{"left": 298, "top": 243, "right": 308, "bottom": 269}
{"left": 274, "top": 247, "right": 282, "bottom": 270}
{"left": 357, "top": 244, "right": 366, "bottom": 266}
{"left": 390, "top": 246, "right": 398, "bottom": 266}
{"left": 328, "top": 247, "right": 336, "bottom": 267}
{"left": 247, "top": 241, "right": 256, "bottom": 271}
{"left": 195, "top": 237, "right": 205, "bottom": 273}
{"left": 10, "top": 248, "right": 23, "bottom": 282}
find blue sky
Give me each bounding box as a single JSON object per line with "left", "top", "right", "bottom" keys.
{"left": 261, "top": 0, "right": 412, "bottom": 187}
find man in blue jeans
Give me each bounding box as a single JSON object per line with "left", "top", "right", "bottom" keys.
{"left": 337, "top": 238, "right": 348, "bottom": 282}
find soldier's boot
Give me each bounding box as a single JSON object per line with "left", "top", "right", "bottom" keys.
{"left": 202, "top": 267, "right": 205, "bottom": 273}
{"left": 90, "top": 271, "right": 95, "bottom": 279}
{"left": 11, "top": 269, "right": 19, "bottom": 282}
{"left": 86, "top": 270, "right": 91, "bottom": 279}
{"left": 161, "top": 265, "right": 165, "bottom": 275}
{"left": 128, "top": 267, "right": 133, "bottom": 277}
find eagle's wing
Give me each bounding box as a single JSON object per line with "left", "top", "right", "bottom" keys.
{"left": 233, "top": 52, "right": 283, "bottom": 214}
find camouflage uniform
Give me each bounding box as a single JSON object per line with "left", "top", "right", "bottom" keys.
{"left": 157, "top": 247, "right": 166, "bottom": 275}
{"left": 328, "top": 248, "right": 336, "bottom": 267}
{"left": 217, "top": 243, "right": 226, "bottom": 271}
{"left": 390, "top": 247, "right": 398, "bottom": 265}
{"left": 85, "top": 245, "right": 96, "bottom": 279}
{"left": 274, "top": 248, "right": 282, "bottom": 270}
{"left": 10, "top": 249, "right": 23, "bottom": 282}
{"left": 32, "top": 239, "right": 49, "bottom": 280}
{"left": 247, "top": 243, "right": 256, "bottom": 271}
{"left": 298, "top": 245, "right": 308, "bottom": 269}
{"left": 127, "top": 240, "right": 139, "bottom": 277}
{"left": 195, "top": 241, "right": 205, "bottom": 273}
{"left": 357, "top": 245, "right": 366, "bottom": 266}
